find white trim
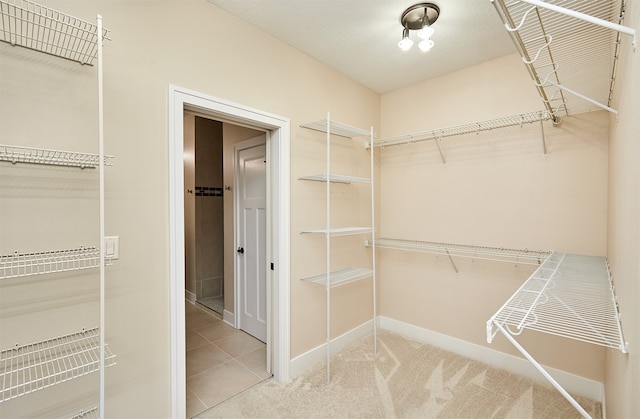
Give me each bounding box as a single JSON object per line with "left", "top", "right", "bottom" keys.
{"left": 168, "top": 85, "right": 291, "bottom": 419}
{"left": 185, "top": 290, "right": 196, "bottom": 304}
{"left": 290, "top": 320, "right": 374, "bottom": 378}
{"left": 378, "top": 316, "right": 604, "bottom": 403}
{"left": 223, "top": 309, "right": 235, "bottom": 327}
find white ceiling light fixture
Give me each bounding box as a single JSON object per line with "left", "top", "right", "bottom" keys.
{"left": 398, "top": 2, "right": 440, "bottom": 53}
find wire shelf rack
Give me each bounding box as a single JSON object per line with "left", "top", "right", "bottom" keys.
{"left": 299, "top": 173, "right": 371, "bottom": 184}
{"left": 0, "top": 247, "right": 101, "bottom": 280}
{"left": 369, "top": 111, "right": 550, "bottom": 148}
{"left": 0, "top": 327, "right": 116, "bottom": 402}
{"left": 491, "top": 0, "right": 635, "bottom": 119}
{"left": 0, "top": 0, "right": 110, "bottom": 65}
{"left": 69, "top": 407, "right": 98, "bottom": 419}
{"left": 488, "top": 252, "right": 627, "bottom": 351}
{"left": 366, "top": 238, "right": 550, "bottom": 266}
{"left": 301, "top": 119, "right": 370, "bottom": 138}
{"left": 0, "top": 144, "right": 114, "bottom": 168}
{"left": 302, "top": 267, "right": 373, "bottom": 288}
{"left": 301, "top": 227, "right": 373, "bottom": 237}
{"left": 487, "top": 252, "right": 627, "bottom": 418}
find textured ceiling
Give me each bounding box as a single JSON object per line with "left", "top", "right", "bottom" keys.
{"left": 207, "top": 0, "right": 518, "bottom": 93}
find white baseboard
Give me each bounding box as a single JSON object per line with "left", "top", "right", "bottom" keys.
{"left": 378, "top": 316, "right": 604, "bottom": 403}
{"left": 223, "top": 309, "right": 234, "bottom": 327}
{"left": 290, "top": 320, "right": 374, "bottom": 378}
{"left": 185, "top": 290, "right": 196, "bottom": 304}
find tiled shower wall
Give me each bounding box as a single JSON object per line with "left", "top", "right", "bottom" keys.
{"left": 195, "top": 117, "right": 224, "bottom": 301}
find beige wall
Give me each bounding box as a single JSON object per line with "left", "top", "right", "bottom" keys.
{"left": 379, "top": 53, "right": 609, "bottom": 382}
{"left": 0, "top": 1, "right": 379, "bottom": 417}
{"left": 605, "top": 1, "right": 640, "bottom": 416}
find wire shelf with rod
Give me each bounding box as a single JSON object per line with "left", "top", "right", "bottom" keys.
{"left": 301, "top": 267, "right": 374, "bottom": 288}
{"left": 68, "top": 407, "right": 98, "bottom": 419}
{"left": 0, "top": 327, "right": 116, "bottom": 402}
{"left": 0, "top": 0, "right": 110, "bottom": 65}
{"left": 0, "top": 247, "right": 102, "bottom": 280}
{"left": 368, "top": 111, "right": 551, "bottom": 149}
{"left": 487, "top": 252, "right": 627, "bottom": 418}
{"left": 0, "top": 144, "right": 114, "bottom": 168}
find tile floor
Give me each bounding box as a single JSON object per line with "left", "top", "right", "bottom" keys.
{"left": 186, "top": 302, "right": 270, "bottom": 418}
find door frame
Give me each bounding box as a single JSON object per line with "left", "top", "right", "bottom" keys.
{"left": 168, "top": 85, "right": 291, "bottom": 418}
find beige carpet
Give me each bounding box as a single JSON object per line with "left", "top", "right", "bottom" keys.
{"left": 196, "top": 330, "right": 601, "bottom": 418}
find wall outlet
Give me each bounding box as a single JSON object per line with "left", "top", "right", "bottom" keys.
{"left": 104, "top": 236, "right": 119, "bottom": 260}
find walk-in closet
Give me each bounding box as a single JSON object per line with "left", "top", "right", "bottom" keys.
{"left": 1, "top": 0, "right": 637, "bottom": 418}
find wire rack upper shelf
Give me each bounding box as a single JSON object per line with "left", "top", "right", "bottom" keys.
{"left": 0, "top": 144, "right": 114, "bottom": 168}
{"left": 367, "top": 238, "right": 550, "bottom": 265}
{"left": 69, "top": 407, "right": 99, "bottom": 419}
{"left": 298, "top": 173, "right": 371, "bottom": 184}
{"left": 0, "top": 247, "right": 102, "bottom": 280}
{"left": 301, "top": 267, "right": 373, "bottom": 288}
{"left": 301, "top": 119, "right": 370, "bottom": 138}
{"left": 368, "top": 110, "right": 551, "bottom": 148}
{"left": 0, "top": 327, "right": 116, "bottom": 402}
{"left": 0, "top": 0, "right": 110, "bottom": 65}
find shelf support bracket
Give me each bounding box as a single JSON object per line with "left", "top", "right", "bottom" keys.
{"left": 435, "top": 135, "right": 447, "bottom": 165}
{"left": 493, "top": 321, "right": 592, "bottom": 418}
{"left": 445, "top": 248, "right": 459, "bottom": 274}
{"left": 539, "top": 114, "right": 547, "bottom": 157}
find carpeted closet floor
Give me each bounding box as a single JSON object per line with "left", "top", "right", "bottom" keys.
{"left": 195, "top": 329, "right": 601, "bottom": 418}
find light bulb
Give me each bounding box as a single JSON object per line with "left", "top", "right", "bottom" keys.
{"left": 418, "top": 39, "right": 434, "bottom": 52}
{"left": 418, "top": 25, "right": 434, "bottom": 40}
{"left": 397, "top": 27, "right": 413, "bottom": 51}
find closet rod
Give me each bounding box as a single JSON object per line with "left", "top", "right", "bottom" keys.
{"left": 367, "top": 110, "right": 550, "bottom": 148}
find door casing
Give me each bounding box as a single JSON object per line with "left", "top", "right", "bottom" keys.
{"left": 168, "top": 85, "right": 291, "bottom": 419}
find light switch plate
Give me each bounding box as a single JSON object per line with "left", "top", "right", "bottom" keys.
{"left": 104, "top": 236, "right": 119, "bottom": 260}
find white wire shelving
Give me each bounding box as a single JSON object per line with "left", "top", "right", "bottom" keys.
{"left": 491, "top": 0, "right": 636, "bottom": 120}
{"left": 368, "top": 110, "right": 551, "bottom": 149}
{"left": 366, "top": 238, "right": 549, "bottom": 273}
{"left": 0, "top": 145, "right": 114, "bottom": 168}
{"left": 301, "top": 267, "right": 374, "bottom": 288}
{"left": 298, "top": 174, "right": 371, "bottom": 184}
{"left": 69, "top": 407, "right": 98, "bottom": 419}
{"left": 0, "top": 0, "right": 110, "bottom": 65}
{"left": 487, "top": 252, "right": 627, "bottom": 418}
{"left": 300, "top": 113, "right": 376, "bottom": 384}
{"left": 0, "top": 247, "right": 102, "bottom": 280}
{"left": 301, "top": 226, "right": 373, "bottom": 237}
{"left": 1, "top": 1, "right": 111, "bottom": 416}
{"left": 0, "top": 327, "right": 116, "bottom": 403}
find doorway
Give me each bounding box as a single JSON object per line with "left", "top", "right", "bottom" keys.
{"left": 168, "top": 85, "right": 291, "bottom": 418}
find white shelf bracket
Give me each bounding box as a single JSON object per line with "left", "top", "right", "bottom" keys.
{"left": 539, "top": 114, "right": 547, "bottom": 157}
{"left": 435, "top": 134, "right": 447, "bottom": 165}
{"left": 547, "top": 80, "right": 619, "bottom": 116}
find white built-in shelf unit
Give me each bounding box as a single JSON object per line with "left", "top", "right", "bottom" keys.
{"left": 300, "top": 114, "right": 376, "bottom": 383}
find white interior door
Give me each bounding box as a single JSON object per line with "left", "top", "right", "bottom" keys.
{"left": 237, "top": 138, "right": 267, "bottom": 342}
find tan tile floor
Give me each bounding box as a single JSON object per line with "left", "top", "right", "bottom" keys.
{"left": 186, "top": 302, "right": 270, "bottom": 418}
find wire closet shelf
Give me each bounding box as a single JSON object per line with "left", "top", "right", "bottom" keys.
{"left": 368, "top": 110, "right": 550, "bottom": 148}
{"left": 0, "top": 247, "right": 103, "bottom": 280}
{"left": 0, "top": 144, "right": 114, "bottom": 168}
{"left": 0, "top": 327, "right": 116, "bottom": 402}
{"left": 487, "top": 252, "right": 627, "bottom": 352}
{"left": 487, "top": 251, "right": 627, "bottom": 418}
{"left": 0, "top": 0, "right": 110, "bottom": 65}
{"left": 491, "top": 0, "right": 636, "bottom": 121}
{"left": 366, "top": 238, "right": 550, "bottom": 266}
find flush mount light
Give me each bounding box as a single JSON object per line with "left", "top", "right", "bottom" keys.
{"left": 398, "top": 2, "right": 439, "bottom": 52}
